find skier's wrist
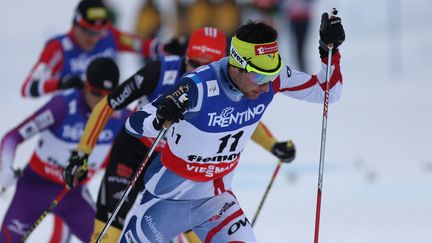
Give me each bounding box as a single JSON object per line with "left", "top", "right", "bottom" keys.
{"left": 319, "top": 46, "right": 339, "bottom": 59}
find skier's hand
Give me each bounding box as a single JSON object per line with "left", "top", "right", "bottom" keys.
{"left": 319, "top": 10, "right": 345, "bottom": 56}
{"left": 154, "top": 93, "right": 189, "bottom": 130}
{"left": 0, "top": 167, "right": 21, "bottom": 192}
{"left": 271, "top": 140, "right": 296, "bottom": 163}
{"left": 63, "top": 150, "right": 88, "bottom": 189}
{"left": 59, "top": 75, "right": 84, "bottom": 90}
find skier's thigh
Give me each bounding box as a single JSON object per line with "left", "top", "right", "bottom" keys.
{"left": 120, "top": 190, "right": 191, "bottom": 243}
{"left": 192, "top": 191, "right": 256, "bottom": 243}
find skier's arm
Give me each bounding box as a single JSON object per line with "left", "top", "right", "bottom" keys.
{"left": 251, "top": 122, "right": 277, "bottom": 152}
{"left": 0, "top": 95, "right": 67, "bottom": 170}
{"left": 111, "top": 27, "right": 159, "bottom": 58}
{"left": 111, "top": 27, "right": 187, "bottom": 58}
{"left": 21, "top": 40, "right": 64, "bottom": 97}
{"left": 77, "top": 61, "right": 161, "bottom": 154}
{"left": 274, "top": 11, "right": 345, "bottom": 104}
{"left": 126, "top": 77, "right": 199, "bottom": 138}
{"left": 251, "top": 122, "right": 296, "bottom": 163}
{"left": 273, "top": 51, "right": 342, "bottom": 103}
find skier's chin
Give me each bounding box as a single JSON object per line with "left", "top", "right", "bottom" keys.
{"left": 244, "top": 92, "right": 261, "bottom": 100}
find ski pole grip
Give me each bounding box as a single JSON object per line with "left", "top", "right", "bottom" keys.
{"left": 327, "top": 8, "right": 338, "bottom": 49}
{"left": 330, "top": 8, "right": 338, "bottom": 18}
{"left": 163, "top": 121, "right": 172, "bottom": 129}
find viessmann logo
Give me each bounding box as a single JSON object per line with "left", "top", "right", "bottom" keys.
{"left": 207, "top": 104, "right": 265, "bottom": 127}
{"left": 184, "top": 152, "right": 241, "bottom": 178}
{"left": 185, "top": 160, "right": 239, "bottom": 178}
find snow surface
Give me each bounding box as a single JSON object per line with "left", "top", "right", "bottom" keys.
{"left": 1, "top": 0, "right": 431, "bottom": 242}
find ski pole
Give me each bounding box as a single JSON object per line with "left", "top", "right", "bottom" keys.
{"left": 96, "top": 126, "right": 168, "bottom": 243}
{"left": 313, "top": 8, "right": 337, "bottom": 243}
{"left": 252, "top": 160, "right": 283, "bottom": 227}
{"left": 20, "top": 187, "right": 69, "bottom": 242}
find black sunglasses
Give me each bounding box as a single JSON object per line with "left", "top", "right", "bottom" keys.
{"left": 85, "top": 83, "right": 110, "bottom": 97}
{"left": 78, "top": 25, "right": 105, "bottom": 36}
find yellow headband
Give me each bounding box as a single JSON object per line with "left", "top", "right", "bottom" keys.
{"left": 87, "top": 7, "right": 107, "bottom": 20}
{"left": 229, "top": 36, "right": 283, "bottom": 75}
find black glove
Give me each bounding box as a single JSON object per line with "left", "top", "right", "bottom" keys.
{"left": 162, "top": 37, "right": 187, "bottom": 56}
{"left": 63, "top": 150, "right": 89, "bottom": 189}
{"left": 271, "top": 140, "right": 296, "bottom": 163}
{"left": 154, "top": 93, "right": 189, "bottom": 130}
{"left": 319, "top": 11, "right": 345, "bottom": 57}
{"left": 59, "top": 75, "right": 84, "bottom": 90}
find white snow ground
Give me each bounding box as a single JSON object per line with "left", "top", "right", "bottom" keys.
{"left": 1, "top": 0, "right": 431, "bottom": 242}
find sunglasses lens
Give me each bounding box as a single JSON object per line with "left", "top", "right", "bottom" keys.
{"left": 250, "top": 73, "right": 276, "bottom": 85}
{"left": 80, "top": 25, "right": 104, "bottom": 36}
{"left": 90, "top": 91, "right": 104, "bottom": 97}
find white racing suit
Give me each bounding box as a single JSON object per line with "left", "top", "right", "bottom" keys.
{"left": 121, "top": 54, "right": 342, "bottom": 242}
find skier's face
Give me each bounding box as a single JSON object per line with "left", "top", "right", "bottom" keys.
{"left": 229, "top": 66, "right": 271, "bottom": 99}
{"left": 83, "top": 83, "right": 111, "bottom": 109}
{"left": 83, "top": 88, "right": 105, "bottom": 110}
{"left": 73, "top": 25, "right": 106, "bottom": 51}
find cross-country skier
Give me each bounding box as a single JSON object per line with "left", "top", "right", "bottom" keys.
{"left": 63, "top": 26, "right": 297, "bottom": 243}
{"left": 114, "top": 14, "right": 345, "bottom": 242}
{"left": 0, "top": 57, "right": 131, "bottom": 243}
{"left": 21, "top": 0, "right": 184, "bottom": 98}
{"left": 18, "top": 0, "right": 184, "bottom": 240}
